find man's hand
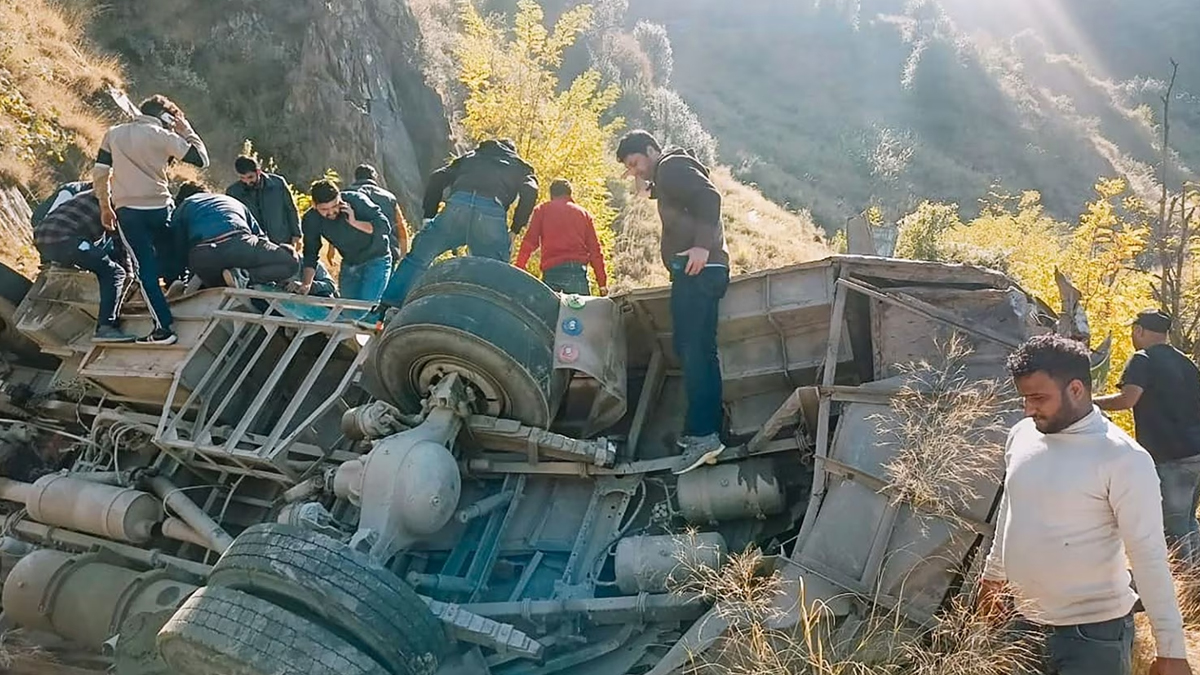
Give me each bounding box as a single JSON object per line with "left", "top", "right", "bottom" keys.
{"left": 170, "top": 112, "right": 190, "bottom": 136}
{"left": 679, "top": 246, "right": 710, "bottom": 276}
{"left": 1150, "top": 658, "right": 1192, "bottom": 675}
{"left": 598, "top": 286, "right": 608, "bottom": 297}
{"left": 288, "top": 280, "right": 312, "bottom": 295}
{"left": 100, "top": 204, "right": 117, "bottom": 232}
{"left": 976, "top": 578, "right": 1008, "bottom": 623}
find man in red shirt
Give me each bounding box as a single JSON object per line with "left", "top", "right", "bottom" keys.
{"left": 515, "top": 179, "right": 608, "bottom": 296}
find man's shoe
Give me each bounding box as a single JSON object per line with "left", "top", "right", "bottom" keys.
{"left": 165, "top": 280, "right": 188, "bottom": 299}
{"left": 222, "top": 268, "right": 250, "bottom": 289}
{"left": 674, "top": 434, "right": 725, "bottom": 475}
{"left": 92, "top": 325, "right": 137, "bottom": 344}
{"left": 137, "top": 329, "right": 178, "bottom": 346}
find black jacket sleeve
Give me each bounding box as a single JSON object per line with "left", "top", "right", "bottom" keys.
{"left": 509, "top": 171, "right": 540, "bottom": 235}
{"left": 301, "top": 211, "right": 323, "bottom": 270}
{"left": 422, "top": 160, "right": 459, "bottom": 219}
{"left": 277, "top": 176, "right": 301, "bottom": 240}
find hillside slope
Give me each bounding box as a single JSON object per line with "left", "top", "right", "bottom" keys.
{"left": 628, "top": 0, "right": 1200, "bottom": 231}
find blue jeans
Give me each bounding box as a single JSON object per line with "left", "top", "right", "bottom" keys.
{"left": 670, "top": 264, "right": 728, "bottom": 438}
{"left": 378, "top": 193, "right": 510, "bottom": 308}
{"left": 1157, "top": 454, "right": 1200, "bottom": 563}
{"left": 39, "top": 237, "right": 126, "bottom": 329}
{"left": 116, "top": 206, "right": 177, "bottom": 331}
{"left": 542, "top": 263, "right": 589, "bottom": 295}
{"left": 1010, "top": 613, "right": 1133, "bottom": 675}
{"left": 338, "top": 255, "right": 392, "bottom": 308}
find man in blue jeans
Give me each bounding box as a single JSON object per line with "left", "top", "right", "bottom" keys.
{"left": 296, "top": 180, "right": 391, "bottom": 307}
{"left": 1096, "top": 309, "right": 1200, "bottom": 567}
{"left": 616, "top": 130, "right": 730, "bottom": 475}
{"left": 33, "top": 190, "right": 136, "bottom": 343}
{"left": 93, "top": 94, "right": 209, "bottom": 345}
{"left": 356, "top": 139, "right": 538, "bottom": 330}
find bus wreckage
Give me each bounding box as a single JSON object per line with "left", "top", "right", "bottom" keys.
{"left": 0, "top": 254, "right": 1094, "bottom": 675}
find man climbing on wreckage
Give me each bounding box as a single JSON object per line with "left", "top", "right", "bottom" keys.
{"left": 33, "top": 189, "right": 136, "bottom": 343}
{"left": 170, "top": 182, "right": 300, "bottom": 290}
{"left": 979, "top": 334, "right": 1191, "bottom": 675}
{"left": 616, "top": 130, "right": 729, "bottom": 475}
{"left": 354, "top": 138, "right": 539, "bottom": 330}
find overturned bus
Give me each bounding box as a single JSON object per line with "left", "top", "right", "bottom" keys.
{"left": 0, "top": 254, "right": 1077, "bottom": 675}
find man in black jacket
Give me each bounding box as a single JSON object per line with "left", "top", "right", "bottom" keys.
{"left": 617, "top": 130, "right": 730, "bottom": 475}
{"left": 356, "top": 139, "right": 538, "bottom": 329}
{"left": 350, "top": 164, "right": 408, "bottom": 264}
{"left": 225, "top": 156, "right": 302, "bottom": 247}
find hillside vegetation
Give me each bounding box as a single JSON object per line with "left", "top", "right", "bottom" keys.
{"left": 0, "top": 0, "right": 120, "bottom": 194}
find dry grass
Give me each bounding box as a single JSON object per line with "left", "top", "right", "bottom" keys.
{"left": 0, "top": 629, "right": 55, "bottom": 670}
{"left": 0, "top": 0, "right": 122, "bottom": 193}
{"left": 873, "top": 334, "right": 1014, "bottom": 529}
{"left": 609, "top": 166, "right": 830, "bottom": 292}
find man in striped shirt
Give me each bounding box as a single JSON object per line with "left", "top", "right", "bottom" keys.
{"left": 33, "top": 190, "right": 136, "bottom": 343}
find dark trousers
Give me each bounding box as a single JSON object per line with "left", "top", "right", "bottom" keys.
{"left": 116, "top": 206, "right": 176, "bottom": 331}
{"left": 1010, "top": 613, "right": 1134, "bottom": 675}
{"left": 39, "top": 237, "right": 126, "bottom": 328}
{"left": 542, "top": 263, "right": 589, "bottom": 294}
{"left": 670, "top": 265, "right": 728, "bottom": 437}
{"left": 379, "top": 193, "right": 510, "bottom": 308}
{"left": 189, "top": 234, "right": 300, "bottom": 288}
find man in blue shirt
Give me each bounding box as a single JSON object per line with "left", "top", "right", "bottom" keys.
{"left": 171, "top": 182, "right": 299, "bottom": 289}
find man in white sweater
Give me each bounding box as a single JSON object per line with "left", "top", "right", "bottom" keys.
{"left": 980, "top": 334, "right": 1190, "bottom": 675}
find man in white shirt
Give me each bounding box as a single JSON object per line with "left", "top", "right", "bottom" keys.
{"left": 980, "top": 334, "right": 1190, "bottom": 675}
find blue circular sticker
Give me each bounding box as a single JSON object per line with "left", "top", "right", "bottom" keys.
{"left": 562, "top": 317, "right": 583, "bottom": 336}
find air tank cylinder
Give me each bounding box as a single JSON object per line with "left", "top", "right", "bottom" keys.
{"left": 614, "top": 533, "right": 728, "bottom": 594}
{"left": 675, "top": 458, "right": 786, "bottom": 525}
{"left": 3, "top": 549, "right": 198, "bottom": 650}
{"left": 0, "top": 474, "right": 162, "bottom": 543}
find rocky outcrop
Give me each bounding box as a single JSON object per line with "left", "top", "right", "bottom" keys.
{"left": 87, "top": 0, "right": 450, "bottom": 221}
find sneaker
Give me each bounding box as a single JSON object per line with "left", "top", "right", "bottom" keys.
{"left": 674, "top": 434, "right": 725, "bottom": 475}
{"left": 165, "top": 280, "right": 188, "bottom": 300}
{"left": 137, "top": 328, "right": 178, "bottom": 346}
{"left": 185, "top": 274, "right": 204, "bottom": 293}
{"left": 92, "top": 325, "right": 137, "bottom": 344}
{"left": 221, "top": 268, "right": 250, "bottom": 289}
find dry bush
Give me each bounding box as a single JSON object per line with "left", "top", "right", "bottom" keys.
{"left": 0, "top": 0, "right": 123, "bottom": 193}
{"left": 873, "top": 333, "right": 1014, "bottom": 528}
{"left": 669, "top": 537, "right": 1043, "bottom": 675}
{"left": 610, "top": 167, "right": 830, "bottom": 292}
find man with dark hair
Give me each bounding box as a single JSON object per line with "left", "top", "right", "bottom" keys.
{"left": 33, "top": 190, "right": 135, "bottom": 343}
{"left": 979, "top": 334, "right": 1189, "bottom": 675}
{"left": 514, "top": 179, "right": 607, "bottom": 296}
{"left": 355, "top": 138, "right": 538, "bottom": 329}
{"left": 93, "top": 94, "right": 209, "bottom": 345}
{"left": 30, "top": 180, "right": 93, "bottom": 229}
{"left": 350, "top": 164, "right": 408, "bottom": 264}
{"left": 296, "top": 179, "right": 391, "bottom": 305}
{"left": 225, "top": 155, "right": 302, "bottom": 248}
{"left": 170, "top": 182, "right": 299, "bottom": 290}
{"left": 616, "top": 129, "right": 729, "bottom": 474}
{"left": 1096, "top": 309, "right": 1200, "bottom": 564}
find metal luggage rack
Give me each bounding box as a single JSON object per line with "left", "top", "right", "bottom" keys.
{"left": 152, "top": 288, "right": 375, "bottom": 484}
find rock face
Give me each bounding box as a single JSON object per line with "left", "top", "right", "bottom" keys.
{"left": 87, "top": 0, "right": 450, "bottom": 220}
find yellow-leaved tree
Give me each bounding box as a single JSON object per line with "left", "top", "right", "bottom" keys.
{"left": 456, "top": 0, "right": 623, "bottom": 288}
{"left": 900, "top": 179, "right": 1157, "bottom": 432}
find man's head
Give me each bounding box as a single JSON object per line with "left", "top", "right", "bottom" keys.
{"left": 1007, "top": 334, "right": 1093, "bottom": 434}
{"left": 234, "top": 156, "right": 261, "bottom": 187}
{"left": 310, "top": 179, "right": 343, "bottom": 219}
{"left": 354, "top": 164, "right": 378, "bottom": 183}
{"left": 1131, "top": 308, "right": 1172, "bottom": 350}
{"left": 616, "top": 130, "right": 663, "bottom": 182}
{"left": 138, "top": 95, "right": 182, "bottom": 123}
{"left": 175, "top": 181, "right": 207, "bottom": 203}
{"left": 549, "top": 179, "right": 572, "bottom": 200}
